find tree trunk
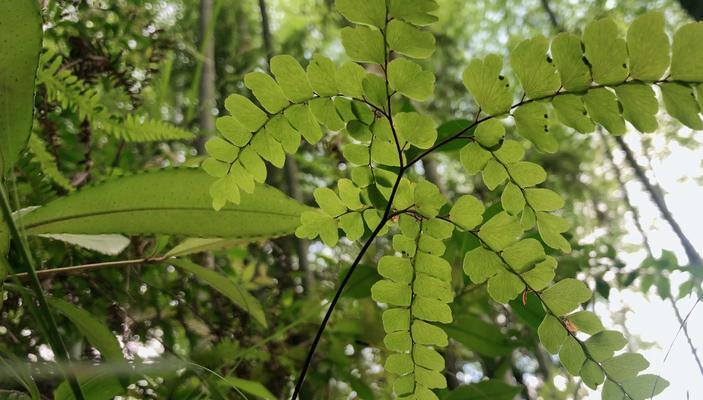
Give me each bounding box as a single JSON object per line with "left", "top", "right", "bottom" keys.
{"left": 197, "top": 0, "right": 216, "bottom": 268}
{"left": 196, "top": 0, "right": 216, "bottom": 155}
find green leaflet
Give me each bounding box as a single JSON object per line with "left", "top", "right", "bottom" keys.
{"left": 387, "top": 58, "right": 435, "bottom": 101}
{"left": 567, "top": 310, "right": 604, "bottom": 335}
{"left": 284, "top": 103, "right": 323, "bottom": 143}
{"left": 463, "top": 246, "right": 502, "bottom": 284}
{"left": 524, "top": 188, "right": 564, "bottom": 211}
{"left": 18, "top": 169, "right": 308, "bottom": 240}
{"left": 336, "top": 62, "right": 367, "bottom": 97}
{"left": 363, "top": 73, "right": 388, "bottom": 111}
{"left": 583, "top": 18, "right": 628, "bottom": 85}
{"left": 501, "top": 182, "right": 525, "bottom": 215}
{"left": 551, "top": 94, "right": 595, "bottom": 133}
{"left": 613, "top": 83, "right": 658, "bottom": 133}
{"left": 244, "top": 71, "right": 289, "bottom": 113}
{"left": 627, "top": 11, "right": 669, "bottom": 81}
{"left": 502, "top": 238, "right": 545, "bottom": 272}
{"left": 660, "top": 82, "right": 703, "bottom": 130}
{"left": 460, "top": 142, "right": 492, "bottom": 174}
{"left": 206, "top": 137, "right": 239, "bottom": 162}
{"left": 335, "top": 0, "right": 386, "bottom": 28}
{"left": 559, "top": 336, "right": 586, "bottom": 375}
{"left": 538, "top": 314, "right": 567, "bottom": 354}
{"left": 306, "top": 54, "right": 338, "bottom": 96}
{"left": 507, "top": 161, "right": 546, "bottom": 187}
{"left": 47, "top": 298, "right": 125, "bottom": 364}
{"left": 536, "top": 211, "right": 571, "bottom": 252}
{"left": 462, "top": 54, "right": 513, "bottom": 115}
{"left": 510, "top": 35, "right": 560, "bottom": 99}
{"left": 296, "top": 210, "right": 339, "bottom": 246}
{"left": 170, "top": 259, "right": 267, "bottom": 327}
{"left": 395, "top": 112, "right": 437, "bottom": 149}
{"left": 224, "top": 94, "right": 267, "bottom": 132}
{"left": 583, "top": 88, "right": 626, "bottom": 135}
{"left": 449, "top": 195, "right": 484, "bottom": 230}
{"left": 309, "top": 98, "right": 345, "bottom": 131}
{"left": 580, "top": 360, "right": 605, "bottom": 389}
{"left": 0, "top": 0, "right": 42, "bottom": 176}
{"left": 521, "top": 256, "right": 557, "bottom": 290}
{"left": 474, "top": 119, "right": 504, "bottom": 148}
{"left": 601, "top": 353, "right": 649, "bottom": 382}
{"left": 270, "top": 55, "right": 314, "bottom": 102}
{"left": 494, "top": 139, "right": 524, "bottom": 163}
{"left": 313, "top": 187, "right": 346, "bottom": 216}
{"left": 550, "top": 32, "right": 591, "bottom": 92}
{"left": 602, "top": 375, "right": 669, "bottom": 400}
{"left": 215, "top": 116, "right": 252, "bottom": 147}
{"left": 482, "top": 159, "right": 508, "bottom": 190}
{"left": 341, "top": 26, "right": 385, "bottom": 65}
{"left": 541, "top": 278, "right": 592, "bottom": 316}
{"left": 386, "top": 20, "right": 436, "bottom": 59}
{"left": 414, "top": 180, "right": 445, "bottom": 218}
{"left": 671, "top": 22, "right": 703, "bottom": 82}
{"left": 389, "top": 0, "right": 439, "bottom": 26}
{"left": 487, "top": 270, "right": 524, "bottom": 303}
{"left": 478, "top": 211, "right": 523, "bottom": 252}
{"left": 512, "top": 102, "right": 557, "bottom": 153}
{"left": 585, "top": 330, "right": 627, "bottom": 362}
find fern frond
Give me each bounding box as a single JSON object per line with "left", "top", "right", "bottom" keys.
{"left": 94, "top": 114, "right": 194, "bottom": 142}
{"left": 37, "top": 50, "right": 104, "bottom": 122}
{"left": 38, "top": 50, "right": 193, "bottom": 144}
{"left": 26, "top": 133, "right": 73, "bottom": 192}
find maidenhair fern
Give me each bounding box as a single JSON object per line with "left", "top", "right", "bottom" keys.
{"left": 374, "top": 215, "right": 454, "bottom": 397}
{"left": 203, "top": 0, "right": 703, "bottom": 397}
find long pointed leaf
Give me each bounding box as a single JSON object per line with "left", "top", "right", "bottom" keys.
{"left": 170, "top": 259, "right": 267, "bottom": 327}
{"left": 0, "top": 0, "right": 42, "bottom": 176}
{"left": 46, "top": 298, "right": 125, "bottom": 364}
{"left": 19, "top": 168, "right": 309, "bottom": 239}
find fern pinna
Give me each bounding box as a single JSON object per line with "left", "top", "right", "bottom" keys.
{"left": 202, "top": 1, "right": 703, "bottom": 398}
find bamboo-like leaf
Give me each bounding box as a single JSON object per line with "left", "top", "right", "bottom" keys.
{"left": 47, "top": 298, "right": 125, "bottom": 364}
{"left": 18, "top": 168, "right": 309, "bottom": 239}
{"left": 170, "top": 259, "right": 267, "bottom": 327}
{"left": 0, "top": 0, "right": 42, "bottom": 176}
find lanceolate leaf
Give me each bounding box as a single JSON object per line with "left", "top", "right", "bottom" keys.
{"left": 18, "top": 168, "right": 309, "bottom": 239}
{"left": 170, "top": 259, "right": 267, "bottom": 327}
{"left": 47, "top": 298, "right": 125, "bottom": 364}
{"left": 0, "top": 0, "right": 42, "bottom": 177}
